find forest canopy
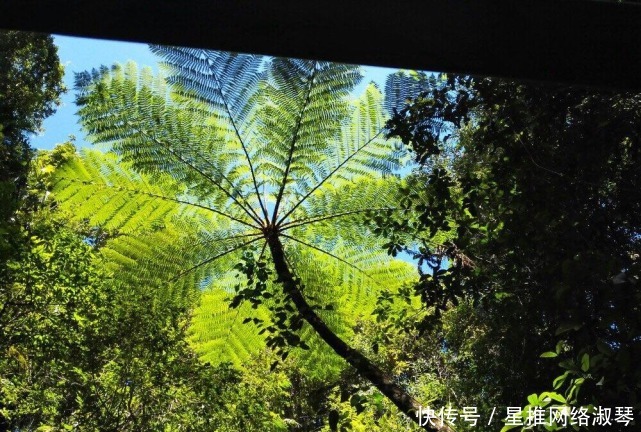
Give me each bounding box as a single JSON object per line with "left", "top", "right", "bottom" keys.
{"left": 1, "top": 32, "right": 639, "bottom": 431}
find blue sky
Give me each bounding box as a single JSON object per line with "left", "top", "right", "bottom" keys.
{"left": 31, "top": 34, "right": 398, "bottom": 151}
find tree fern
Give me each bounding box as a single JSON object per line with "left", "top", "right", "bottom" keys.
{"left": 53, "top": 49, "right": 452, "bottom": 431}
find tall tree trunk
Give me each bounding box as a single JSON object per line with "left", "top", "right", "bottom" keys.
{"left": 266, "top": 233, "right": 453, "bottom": 432}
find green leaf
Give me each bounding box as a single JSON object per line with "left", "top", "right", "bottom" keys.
{"left": 553, "top": 371, "right": 570, "bottom": 390}
{"left": 581, "top": 353, "right": 590, "bottom": 372}
{"left": 540, "top": 351, "right": 558, "bottom": 358}
{"left": 555, "top": 340, "right": 565, "bottom": 354}
{"left": 541, "top": 392, "right": 566, "bottom": 404}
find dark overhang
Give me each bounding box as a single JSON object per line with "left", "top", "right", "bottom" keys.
{"left": 1, "top": 1, "right": 640, "bottom": 90}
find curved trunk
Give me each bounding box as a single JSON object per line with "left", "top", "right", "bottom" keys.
{"left": 266, "top": 234, "right": 453, "bottom": 432}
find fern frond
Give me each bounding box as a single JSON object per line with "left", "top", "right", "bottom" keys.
{"left": 383, "top": 69, "right": 433, "bottom": 115}
{"left": 189, "top": 289, "right": 270, "bottom": 365}
{"left": 281, "top": 238, "right": 415, "bottom": 338}
{"left": 170, "top": 237, "right": 263, "bottom": 282}
{"left": 253, "top": 59, "right": 362, "bottom": 200}
{"left": 54, "top": 150, "right": 259, "bottom": 232}
{"left": 149, "top": 46, "right": 269, "bottom": 220}
{"left": 282, "top": 176, "right": 403, "bottom": 238}
{"left": 74, "top": 62, "right": 263, "bottom": 225}
{"left": 149, "top": 46, "right": 263, "bottom": 134}
{"left": 333, "top": 83, "right": 407, "bottom": 178}
{"left": 277, "top": 84, "right": 408, "bottom": 223}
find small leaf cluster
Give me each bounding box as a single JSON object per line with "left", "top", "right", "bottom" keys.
{"left": 231, "top": 251, "right": 312, "bottom": 369}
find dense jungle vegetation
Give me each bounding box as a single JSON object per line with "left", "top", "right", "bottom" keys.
{"left": 1, "top": 30, "right": 639, "bottom": 431}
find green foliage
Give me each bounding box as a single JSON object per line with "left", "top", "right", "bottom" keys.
{"left": 43, "top": 45, "right": 466, "bottom": 429}
{"left": 385, "top": 74, "right": 641, "bottom": 430}
{"left": 0, "top": 31, "right": 64, "bottom": 136}
{"left": 0, "top": 30, "right": 69, "bottom": 429}
{"left": 56, "top": 53, "right": 416, "bottom": 373}
{"left": 0, "top": 30, "right": 65, "bottom": 226}
{"left": 1, "top": 144, "right": 309, "bottom": 431}
{"left": 13, "top": 32, "right": 641, "bottom": 431}
{"left": 5, "top": 34, "right": 441, "bottom": 430}
{"left": 321, "top": 387, "right": 420, "bottom": 432}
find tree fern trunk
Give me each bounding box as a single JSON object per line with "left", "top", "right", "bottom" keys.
{"left": 267, "top": 234, "right": 452, "bottom": 432}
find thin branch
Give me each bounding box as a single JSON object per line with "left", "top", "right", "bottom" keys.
{"left": 281, "top": 207, "right": 402, "bottom": 231}
{"left": 277, "top": 127, "right": 386, "bottom": 225}
{"left": 272, "top": 62, "right": 319, "bottom": 223}
{"left": 207, "top": 62, "right": 270, "bottom": 223}
{"left": 169, "top": 237, "right": 262, "bottom": 282}
{"left": 516, "top": 134, "right": 565, "bottom": 178}
{"left": 135, "top": 126, "right": 265, "bottom": 227}
{"left": 279, "top": 233, "right": 375, "bottom": 282}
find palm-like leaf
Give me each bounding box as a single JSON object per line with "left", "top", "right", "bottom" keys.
{"left": 53, "top": 49, "right": 442, "bottom": 417}
{"left": 384, "top": 69, "right": 433, "bottom": 116}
